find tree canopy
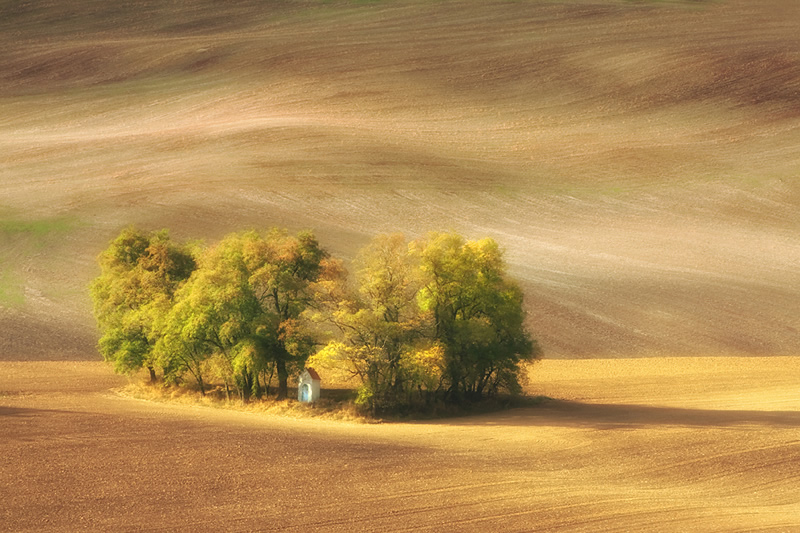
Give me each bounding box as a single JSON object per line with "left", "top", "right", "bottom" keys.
{"left": 311, "top": 232, "right": 539, "bottom": 413}
{"left": 90, "top": 227, "right": 196, "bottom": 381}
{"left": 92, "top": 227, "right": 539, "bottom": 414}
{"left": 156, "top": 229, "right": 329, "bottom": 400}
{"left": 311, "top": 233, "right": 437, "bottom": 413}
{"left": 414, "top": 232, "right": 539, "bottom": 400}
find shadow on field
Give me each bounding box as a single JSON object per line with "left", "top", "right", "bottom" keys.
{"left": 446, "top": 400, "right": 800, "bottom": 430}
{"left": 0, "top": 405, "right": 68, "bottom": 418}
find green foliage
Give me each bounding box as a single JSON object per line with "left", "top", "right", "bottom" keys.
{"left": 90, "top": 227, "right": 196, "bottom": 379}
{"left": 310, "top": 234, "right": 429, "bottom": 414}
{"left": 413, "top": 232, "right": 540, "bottom": 401}
{"left": 156, "top": 229, "right": 330, "bottom": 401}
{"left": 92, "top": 227, "right": 539, "bottom": 414}
{"left": 311, "top": 231, "right": 537, "bottom": 414}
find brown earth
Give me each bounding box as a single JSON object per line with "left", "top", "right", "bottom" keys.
{"left": 2, "top": 2, "right": 799, "bottom": 531}
{"left": 2, "top": 358, "right": 799, "bottom": 531}
{"left": 1, "top": 0, "right": 799, "bottom": 360}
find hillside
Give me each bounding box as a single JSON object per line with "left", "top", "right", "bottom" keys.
{"left": 1, "top": 0, "right": 799, "bottom": 360}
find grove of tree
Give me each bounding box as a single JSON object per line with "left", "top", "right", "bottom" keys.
{"left": 91, "top": 227, "right": 539, "bottom": 414}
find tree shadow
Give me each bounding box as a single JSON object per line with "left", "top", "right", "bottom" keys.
{"left": 438, "top": 399, "right": 800, "bottom": 430}
{"left": 0, "top": 405, "right": 82, "bottom": 419}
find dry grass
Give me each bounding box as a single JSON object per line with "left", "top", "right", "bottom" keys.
{"left": 117, "top": 379, "right": 369, "bottom": 423}
{"left": 114, "top": 373, "right": 543, "bottom": 423}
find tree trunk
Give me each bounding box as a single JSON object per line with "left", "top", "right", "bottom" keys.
{"left": 276, "top": 359, "right": 288, "bottom": 400}
{"left": 264, "top": 364, "right": 275, "bottom": 397}
{"left": 148, "top": 366, "right": 157, "bottom": 383}
{"left": 240, "top": 369, "right": 252, "bottom": 402}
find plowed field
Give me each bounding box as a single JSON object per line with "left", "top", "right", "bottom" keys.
{"left": 2, "top": 1, "right": 799, "bottom": 529}
{"left": 2, "top": 358, "right": 799, "bottom": 531}
{"left": 1, "top": 0, "right": 799, "bottom": 359}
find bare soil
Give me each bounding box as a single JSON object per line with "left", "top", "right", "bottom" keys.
{"left": 2, "top": 2, "right": 799, "bottom": 527}
{"left": 1, "top": 0, "right": 799, "bottom": 359}
{"left": 2, "top": 358, "right": 799, "bottom": 531}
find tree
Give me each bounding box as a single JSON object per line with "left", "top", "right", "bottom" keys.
{"left": 159, "top": 229, "right": 329, "bottom": 401}
{"left": 413, "top": 232, "right": 539, "bottom": 401}
{"left": 90, "top": 227, "right": 196, "bottom": 381}
{"left": 243, "top": 228, "right": 328, "bottom": 399}
{"left": 312, "top": 234, "right": 437, "bottom": 413}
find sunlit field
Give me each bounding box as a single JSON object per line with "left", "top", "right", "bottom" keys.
{"left": 2, "top": 358, "right": 799, "bottom": 531}
{"left": 1, "top": 0, "right": 799, "bottom": 530}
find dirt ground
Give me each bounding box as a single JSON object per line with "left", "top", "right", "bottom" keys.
{"left": 1, "top": 358, "right": 798, "bottom": 532}
{"left": 2, "top": 2, "right": 799, "bottom": 529}
{"left": 1, "top": 0, "right": 799, "bottom": 359}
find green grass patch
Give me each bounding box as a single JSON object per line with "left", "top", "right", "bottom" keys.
{"left": 0, "top": 214, "right": 82, "bottom": 307}
{"left": 0, "top": 270, "right": 25, "bottom": 307}
{"left": 0, "top": 216, "right": 77, "bottom": 238}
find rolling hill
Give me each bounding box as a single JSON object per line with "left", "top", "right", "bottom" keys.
{"left": 1, "top": 0, "right": 799, "bottom": 360}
